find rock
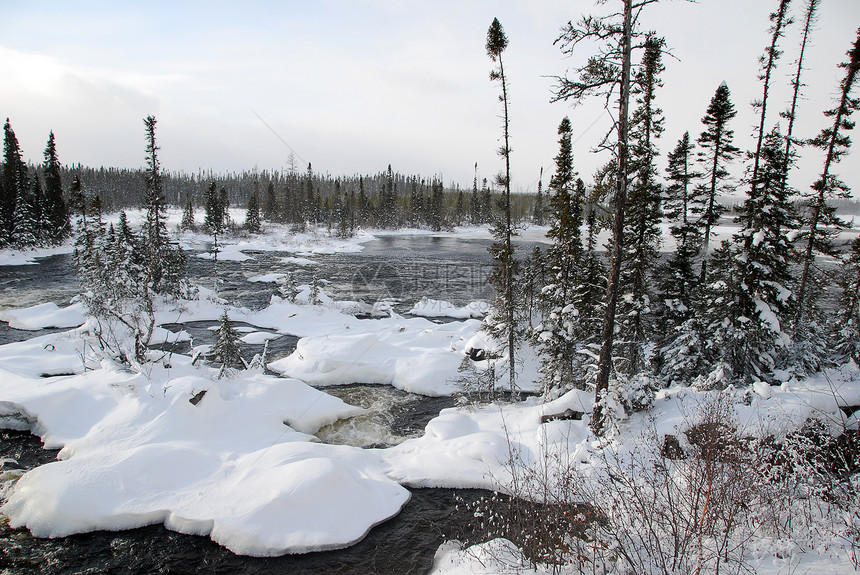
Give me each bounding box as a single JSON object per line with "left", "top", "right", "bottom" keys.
{"left": 540, "top": 409, "right": 584, "bottom": 424}
{"left": 189, "top": 390, "right": 207, "bottom": 406}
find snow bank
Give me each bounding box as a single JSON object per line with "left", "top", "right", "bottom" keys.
{"left": 0, "top": 301, "right": 86, "bottom": 330}
{"left": 0, "top": 243, "right": 74, "bottom": 266}
{"left": 0, "top": 329, "right": 409, "bottom": 556}
{"left": 269, "top": 318, "right": 482, "bottom": 396}
{"left": 407, "top": 297, "right": 488, "bottom": 319}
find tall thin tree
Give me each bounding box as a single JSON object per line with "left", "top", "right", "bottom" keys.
{"left": 795, "top": 28, "right": 860, "bottom": 324}
{"left": 486, "top": 17, "right": 518, "bottom": 394}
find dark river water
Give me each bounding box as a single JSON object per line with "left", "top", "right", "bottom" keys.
{"left": 0, "top": 233, "right": 542, "bottom": 575}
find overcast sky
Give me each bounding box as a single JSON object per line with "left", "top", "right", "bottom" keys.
{"left": 1, "top": 0, "right": 858, "bottom": 196}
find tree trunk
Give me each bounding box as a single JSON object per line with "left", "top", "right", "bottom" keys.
{"left": 593, "top": 0, "right": 632, "bottom": 434}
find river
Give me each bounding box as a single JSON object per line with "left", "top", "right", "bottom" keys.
{"left": 0, "top": 233, "right": 534, "bottom": 575}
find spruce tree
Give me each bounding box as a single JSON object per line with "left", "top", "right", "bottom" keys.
{"left": 263, "top": 180, "right": 278, "bottom": 221}
{"left": 617, "top": 34, "right": 665, "bottom": 375}
{"left": 659, "top": 132, "right": 703, "bottom": 332}
{"left": 533, "top": 168, "right": 544, "bottom": 225}
{"left": 552, "top": 0, "right": 666, "bottom": 431}
{"left": 835, "top": 237, "right": 860, "bottom": 363}
{"left": 212, "top": 310, "right": 243, "bottom": 378}
{"left": 180, "top": 199, "right": 196, "bottom": 231}
{"left": 707, "top": 128, "right": 797, "bottom": 385}
{"left": 697, "top": 83, "right": 741, "bottom": 279}
{"left": 795, "top": 28, "right": 860, "bottom": 325}
{"left": 537, "top": 117, "right": 583, "bottom": 394}
{"left": 750, "top": 0, "right": 793, "bottom": 194}
{"left": 42, "top": 131, "right": 69, "bottom": 244}
{"left": 1, "top": 119, "right": 29, "bottom": 245}
{"left": 141, "top": 116, "right": 186, "bottom": 297}
{"left": 484, "top": 17, "right": 518, "bottom": 394}
{"left": 244, "top": 190, "right": 262, "bottom": 233}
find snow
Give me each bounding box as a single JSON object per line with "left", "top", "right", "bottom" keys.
{"left": 0, "top": 331, "right": 408, "bottom": 556}
{"left": 0, "top": 243, "right": 74, "bottom": 266}
{"left": 268, "top": 317, "right": 483, "bottom": 396}
{"left": 0, "top": 301, "right": 86, "bottom": 330}
{"left": 407, "top": 297, "right": 488, "bottom": 319}
{"left": 239, "top": 331, "right": 282, "bottom": 344}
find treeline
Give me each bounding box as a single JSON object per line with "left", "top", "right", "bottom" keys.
{"left": 2, "top": 119, "right": 546, "bottom": 247}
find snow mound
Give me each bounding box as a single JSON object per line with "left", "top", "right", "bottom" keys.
{"left": 408, "top": 297, "right": 488, "bottom": 319}
{"left": 0, "top": 302, "right": 86, "bottom": 331}
{"left": 269, "top": 318, "right": 482, "bottom": 396}
{"left": 0, "top": 335, "right": 409, "bottom": 557}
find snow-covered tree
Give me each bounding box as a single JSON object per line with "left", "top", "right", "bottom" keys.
{"left": 42, "top": 131, "right": 70, "bottom": 244}
{"left": 536, "top": 117, "right": 585, "bottom": 394}
{"left": 141, "top": 116, "right": 186, "bottom": 297}
{"left": 705, "top": 128, "right": 797, "bottom": 385}
{"left": 696, "top": 83, "right": 741, "bottom": 279}
{"left": 617, "top": 34, "right": 665, "bottom": 375}
{"left": 211, "top": 310, "right": 243, "bottom": 378}
{"left": 244, "top": 190, "right": 262, "bottom": 233}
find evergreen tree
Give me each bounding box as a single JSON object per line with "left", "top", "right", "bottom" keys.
{"left": 470, "top": 165, "right": 481, "bottom": 225}
{"left": 780, "top": 0, "right": 820, "bottom": 198}
{"left": 706, "top": 128, "right": 797, "bottom": 384}
{"left": 750, "top": 0, "right": 793, "bottom": 195}
{"left": 697, "top": 83, "right": 741, "bottom": 279}
{"left": 1, "top": 119, "right": 29, "bottom": 245}
{"left": 795, "top": 28, "right": 860, "bottom": 326}
{"left": 536, "top": 117, "right": 586, "bottom": 394}
{"left": 211, "top": 310, "right": 243, "bottom": 378}
{"left": 244, "top": 190, "right": 262, "bottom": 233}
{"left": 617, "top": 34, "right": 665, "bottom": 375}
{"left": 42, "top": 131, "right": 69, "bottom": 244}
{"left": 180, "top": 199, "right": 196, "bottom": 231}
{"left": 262, "top": 180, "right": 278, "bottom": 221}
{"left": 553, "top": 0, "right": 663, "bottom": 430}
{"left": 141, "top": 116, "right": 186, "bottom": 297}
{"left": 533, "top": 168, "right": 544, "bottom": 225}
{"left": 12, "top": 183, "right": 38, "bottom": 248}
{"left": 835, "top": 237, "right": 860, "bottom": 363}
{"left": 658, "top": 132, "right": 703, "bottom": 333}
{"left": 484, "top": 17, "right": 518, "bottom": 394}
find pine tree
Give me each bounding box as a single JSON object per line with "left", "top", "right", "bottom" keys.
{"left": 707, "top": 128, "right": 797, "bottom": 384}
{"left": 697, "top": 83, "right": 741, "bottom": 278}
{"left": 211, "top": 310, "right": 243, "bottom": 378}
{"left": 244, "top": 190, "right": 262, "bottom": 233}
{"left": 1, "top": 119, "right": 29, "bottom": 245}
{"left": 180, "top": 199, "right": 196, "bottom": 231}
{"left": 484, "top": 17, "right": 518, "bottom": 394}
{"left": 536, "top": 117, "right": 586, "bottom": 394}
{"left": 42, "top": 131, "right": 69, "bottom": 244}
{"left": 617, "top": 34, "right": 665, "bottom": 375}
{"left": 795, "top": 28, "right": 860, "bottom": 325}
{"left": 141, "top": 116, "right": 186, "bottom": 297}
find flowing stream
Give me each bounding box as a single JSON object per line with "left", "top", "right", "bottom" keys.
{"left": 0, "top": 233, "right": 534, "bottom": 574}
